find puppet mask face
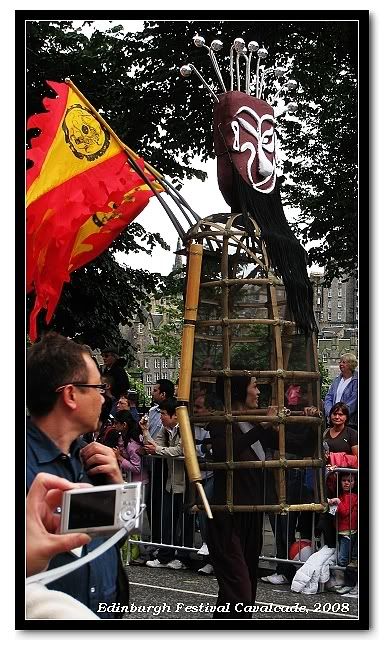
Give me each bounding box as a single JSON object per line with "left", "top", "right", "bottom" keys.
{"left": 213, "top": 92, "right": 276, "bottom": 200}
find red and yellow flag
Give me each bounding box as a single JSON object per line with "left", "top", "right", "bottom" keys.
{"left": 27, "top": 80, "right": 162, "bottom": 341}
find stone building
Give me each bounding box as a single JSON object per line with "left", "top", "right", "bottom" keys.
{"left": 120, "top": 243, "right": 184, "bottom": 402}
{"left": 120, "top": 297, "right": 180, "bottom": 402}
{"left": 310, "top": 272, "right": 358, "bottom": 378}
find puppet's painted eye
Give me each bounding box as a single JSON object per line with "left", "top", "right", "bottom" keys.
{"left": 262, "top": 128, "right": 274, "bottom": 153}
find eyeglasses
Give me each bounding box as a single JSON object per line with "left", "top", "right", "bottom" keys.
{"left": 55, "top": 383, "right": 107, "bottom": 394}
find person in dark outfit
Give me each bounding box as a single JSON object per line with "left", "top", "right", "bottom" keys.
{"left": 206, "top": 375, "right": 279, "bottom": 619}
{"left": 26, "top": 332, "right": 129, "bottom": 619}
{"left": 101, "top": 348, "right": 130, "bottom": 399}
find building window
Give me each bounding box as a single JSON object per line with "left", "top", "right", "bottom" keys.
{"left": 328, "top": 312, "right": 332, "bottom": 321}
{"left": 320, "top": 311, "right": 324, "bottom": 319}
{"left": 322, "top": 352, "right": 328, "bottom": 363}
{"left": 144, "top": 359, "right": 148, "bottom": 368}
{"left": 147, "top": 322, "right": 152, "bottom": 330}
{"left": 338, "top": 278, "right": 342, "bottom": 284}
{"left": 162, "top": 359, "right": 167, "bottom": 368}
{"left": 146, "top": 374, "right": 152, "bottom": 383}
{"left": 327, "top": 300, "right": 332, "bottom": 308}
{"left": 155, "top": 372, "right": 160, "bottom": 381}
{"left": 337, "top": 313, "right": 342, "bottom": 320}
{"left": 338, "top": 289, "right": 342, "bottom": 297}
{"left": 154, "top": 358, "right": 160, "bottom": 369}
{"left": 338, "top": 301, "right": 342, "bottom": 308}
{"left": 138, "top": 323, "right": 144, "bottom": 334}
{"left": 317, "top": 287, "right": 322, "bottom": 295}
{"left": 136, "top": 361, "right": 141, "bottom": 369}
{"left": 161, "top": 372, "right": 167, "bottom": 379}
{"left": 328, "top": 290, "right": 332, "bottom": 297}
{"left": 317, "top": 297, "right": 321, "bottom": 305}
{"left": 147, "top": 386, "right": 152, "bottom": 397}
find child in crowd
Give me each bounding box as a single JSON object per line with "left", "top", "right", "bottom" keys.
{"left": 327, "top": 470, "right": 358, "bottom": 595}
{"left": 113, "top": 410, "right": 148, "bottom": 484}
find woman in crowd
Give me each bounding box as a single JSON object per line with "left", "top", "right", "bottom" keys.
{"left": 324, "top": 353, "right": 358, "bottom": 430}
{"left": 323, "top": 402, "right": 358, "bottom": 461}
{"left": 318, "top": 402, "right": 358, "bottom": 554}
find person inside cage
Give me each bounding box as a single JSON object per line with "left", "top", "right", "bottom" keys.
{"left": 205, "top": 374, "right": 279, "bottom": 618}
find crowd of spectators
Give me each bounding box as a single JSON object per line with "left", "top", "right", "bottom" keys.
{"left": 26, "top": 334, "right": 358, "bottom": 619}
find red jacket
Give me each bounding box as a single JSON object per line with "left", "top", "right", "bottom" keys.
{"left": 337, "top": 493, "right": 358, "bottom": 533}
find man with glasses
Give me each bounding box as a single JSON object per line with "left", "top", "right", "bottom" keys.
{"left": 26, "top": 332, "right": 129, "bottom": 618}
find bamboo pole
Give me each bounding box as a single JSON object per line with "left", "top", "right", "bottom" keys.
{"left": 200, "top": 459, "right": 324, "bottom": 470}
{"left": 177, "top": 243, "right": 204, "bottom": 401}
{"left": 221, "top": 232, "right": 234, "bottom": 512}
{"left": 269, "top": 282, "right": 287, "bottom": 509}
{"left": 176, "top": 243, "right": 212, "bottom": 518}
{"left": 195, "top": 503, "right": 327, "bottom": 513}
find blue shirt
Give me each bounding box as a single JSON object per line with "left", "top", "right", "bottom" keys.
{"left": 148, "top": 405, "right": 162, "bottom": 441}
{"left": 323, "top": 371, "right": 358, "bottom": 427}
{"left": 26, "top": 420, "right": 123, "bottom": 618}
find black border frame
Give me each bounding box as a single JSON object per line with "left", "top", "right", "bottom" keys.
{"left": 18, "top": 8, "right": 369, "bottom": 632}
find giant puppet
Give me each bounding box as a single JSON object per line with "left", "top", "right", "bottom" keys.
{"left": 175, "top": 35, "right": 325, "bottom": 524}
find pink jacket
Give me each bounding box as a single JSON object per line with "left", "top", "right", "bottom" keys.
{"left": 118, "top": 438, "right": 149, "bottom": 484}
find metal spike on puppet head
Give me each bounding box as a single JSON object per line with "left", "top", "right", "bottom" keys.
{"left": 179, "top": 35, "right": 317, "bottom": 336}
{"left": 192, "top": 34, "right": 227, "bottom": 93}
{"left": 180, "top": 63, "right": 219, "bottom": 103}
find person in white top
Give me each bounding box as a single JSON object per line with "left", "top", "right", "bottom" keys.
{"left": 324, "top": 353, "right": 358, "bottom": 429}
{"left": 142, "top": 379, "right": 175, "bottom": 554}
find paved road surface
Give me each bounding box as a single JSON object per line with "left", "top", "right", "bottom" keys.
{"left": 120, "top": 565, "right": 358, "bottom": 622}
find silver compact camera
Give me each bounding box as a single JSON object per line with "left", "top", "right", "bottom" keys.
{"left": 60, "top": 482, "right": 144, "bottom": 537}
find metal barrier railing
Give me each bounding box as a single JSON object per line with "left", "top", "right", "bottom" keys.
{"left": 123, "top": 456, "right": 358, "bottom": 572}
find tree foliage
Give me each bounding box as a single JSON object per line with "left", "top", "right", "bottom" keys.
{"left": 318, "top": 359, "right": 332, "bottom": 400}
{"left": 147, "top": 296, "right": 184, "bottom": 359}
{"left": 26, "top": 20, "right": 170, "bottom": 349}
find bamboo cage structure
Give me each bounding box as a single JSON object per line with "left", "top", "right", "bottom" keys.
{"left": 181, "top": 212, "right": 326, "bottom": 515}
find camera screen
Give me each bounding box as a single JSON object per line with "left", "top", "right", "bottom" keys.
{"left": 68, "top": 490, "right": 116, "bottom": 529}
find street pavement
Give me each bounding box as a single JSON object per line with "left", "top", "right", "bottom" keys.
{"left": 123, "top": 564, "right": 358, "bottom": 622}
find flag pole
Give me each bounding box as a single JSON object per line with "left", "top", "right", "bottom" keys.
{"left": 65, "top": 79, "right": 186, "bottom": 241}
{"left": 65, "top": 78, "right": 162, "bottom": 179}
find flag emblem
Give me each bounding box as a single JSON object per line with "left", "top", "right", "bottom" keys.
{"left": 62, "top": 103, "right": 111, "bottom": 160}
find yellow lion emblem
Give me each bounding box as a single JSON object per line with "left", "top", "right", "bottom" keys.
{"left": 62, "top": 104, "right": 110, "bottom": 161}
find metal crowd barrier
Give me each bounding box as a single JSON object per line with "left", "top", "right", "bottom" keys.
{"left": 123, "top": 456, "right": 358, "bottom": 572}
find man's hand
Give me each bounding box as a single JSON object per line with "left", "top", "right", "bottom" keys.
{"left": 80, "top": 441, "right": 123, "bottom": 484}
{"left": 303, "top": 406, "right": 321, "bottom": 417}
{"left": 144, "top": 441, "right": 157, "bottom": 455}
{"left": 139, "top": 417, "right": 149, "bottom": 439}
{"left": 26, "top": 473, "right": 92, "bottom": 577}
{"left": 261, "top": 405, "right": 278, "bottom": 429}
